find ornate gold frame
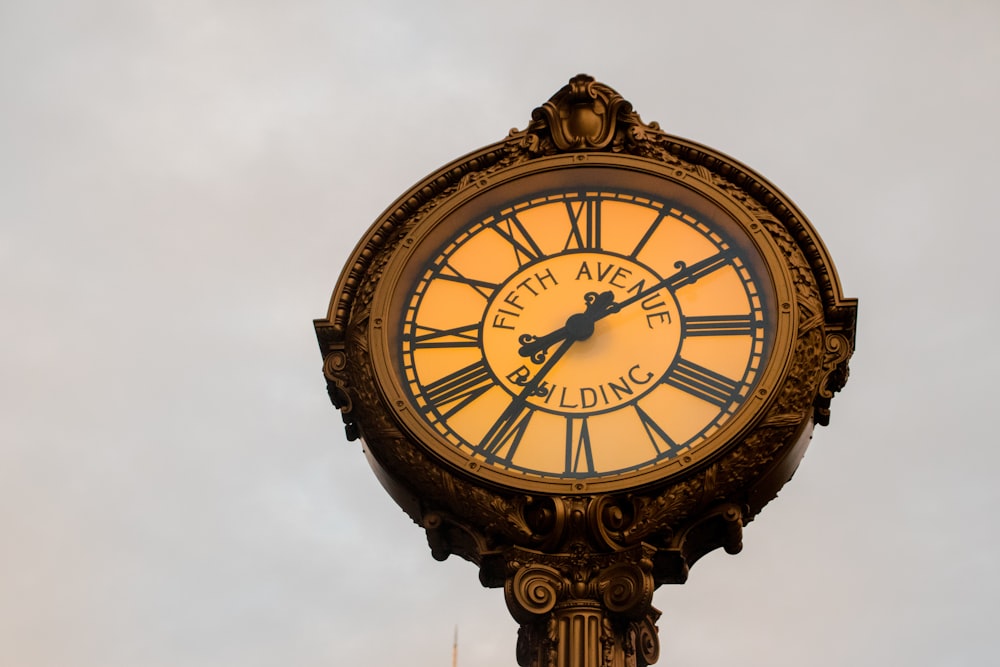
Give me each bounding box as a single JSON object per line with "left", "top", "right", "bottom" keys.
{"left": 366, "top": 155, "right": 797, "bottom": 495}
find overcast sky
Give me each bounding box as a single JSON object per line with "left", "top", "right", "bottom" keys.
{"left": 2, "top": 1, "right": 998, "bottom": 666}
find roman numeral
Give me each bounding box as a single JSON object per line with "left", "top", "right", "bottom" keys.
{"left": 662, "top": 358, "right": 742, "bottom": 408}
{"left": 406, "top": 323, "right": 480, "bottom": 349}
{"left": 565, "top": 417, "right": 594, "bottom": 475}
{"left": 629, "top": 209, "right": 669, "bottom": 258}
{"left": 563, "top": 198, "right": 601, "bottom": 250}
{"left": 492, "top": 214, "right": 544, "bottom": 266}
{"left": 664, "top": 251, "right": 733, "bottom": 290}
{"left": 479, "top": 401, "right": 533, "bottom": 462}
{"left": 436, "top": 263, "right": 498, "bottom": 299}
{"left": 422, "top": 359, "right": 493, "bottom": 417}
{"left": 633, "top": 403, "right": 676, "bottom": 455}
{"left": 683, "top": 314, "right": 756, "bottom": 336}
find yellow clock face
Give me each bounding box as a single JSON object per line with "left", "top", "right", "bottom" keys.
{"left": 377, "top": 164, "right": 781, "bottom": 489}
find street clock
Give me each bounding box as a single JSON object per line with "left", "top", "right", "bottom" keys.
{"left": 315, "top": 75, "right": 856, "bottom": 667}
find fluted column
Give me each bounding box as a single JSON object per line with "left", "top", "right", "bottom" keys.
{"left": 504, "top": 545, "right": 661, "bottom": 667}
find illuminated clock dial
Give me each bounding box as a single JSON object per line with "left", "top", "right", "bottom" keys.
{"left": 392, "top": 183, "right": 774, "bottom": 484}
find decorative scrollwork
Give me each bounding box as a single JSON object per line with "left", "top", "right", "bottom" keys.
{"left": 814, "top": 330, "right": 854, "bottom": 425}
{"left": 820, "top": 332, "right": 852, "bottom": 394}
{"left": 523, "top": 496, "right": 566, "bottom": 550}
{"left": 588, "top": 495, "right": 634, "bottom": 550}
{"left": 598, "top": 563, "right": 653, "bottom": 618}
{"left": 531, "top": 74, "right": 635, "bottom": 151}
{"left": 634, "top": 611, "right": 661, "bottom": 667}
{"left": 507, "top": 564, "right": 565, "bottom": 622}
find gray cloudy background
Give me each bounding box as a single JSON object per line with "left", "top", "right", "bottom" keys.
{"left": 2, "top": 1, "right": 997, "bottom": 666}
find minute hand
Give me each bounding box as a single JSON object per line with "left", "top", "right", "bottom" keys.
{"left": 603, "top": 253, "right": 733, "bottom": 315}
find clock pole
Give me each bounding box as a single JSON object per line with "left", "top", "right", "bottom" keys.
{"left": 465, "top": 497, "right": 744, "bottom": 667}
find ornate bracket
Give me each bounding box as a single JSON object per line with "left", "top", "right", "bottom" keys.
{"left": 814, "top": 327, "right": 855, "bottom": 426}
{"left": 321, "top": 341, "right": 359, "bottom": 441}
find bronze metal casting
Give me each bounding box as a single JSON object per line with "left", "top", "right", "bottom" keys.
{"left": 315, "top": 75, "right": 856, "bottom": 667}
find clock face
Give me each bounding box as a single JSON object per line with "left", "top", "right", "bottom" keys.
{"left": 377, "top": 166, "right": 780, "bottom": 489}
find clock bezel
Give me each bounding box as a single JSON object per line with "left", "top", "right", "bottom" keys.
{"left": 367, "top": 152, "right": 797, "bottom": 495}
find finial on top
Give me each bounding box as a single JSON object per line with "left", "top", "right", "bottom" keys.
{"left": 532, "top": 74, "right": 636, "bottom": 151}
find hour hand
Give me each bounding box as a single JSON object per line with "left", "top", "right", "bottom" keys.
{"left": 518, "top": 291, "right": 615, "bottom": 363}
{"left": 518, "top": 329, "right": 567, "bottom": 364}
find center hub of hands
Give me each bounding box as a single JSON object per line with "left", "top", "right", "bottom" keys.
{"left": 482, "top": 252, "right": 682, "bottom": 415}
{"left": 564, "top": 311, "right": 596, "bottom": 341}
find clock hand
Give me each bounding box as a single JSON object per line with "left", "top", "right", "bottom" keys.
{"left": 480, "top": 333, "right": 576, "bottom": 454}
{"left": 488, "top": 284, "right": 638, "bottom": 455}
{"left": 518, "top": 259, "right": 708, "bottom": 364}
{"left": 517, "top": 255, "right": 721, "bottom": 364}
{"left": 600, "top": 253, "right": 734, "bottom": 317}
{"left": 597, "top": 261, "right": 687, "bottom": 316}
{"left": 518, "top": 291, "right": 616, "bottom": 363}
